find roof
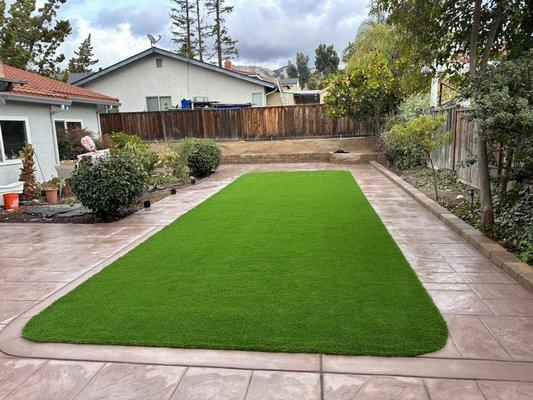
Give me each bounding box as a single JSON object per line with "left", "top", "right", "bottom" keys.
{"left": 281, "top": 78, "right": 299, "bottom": 85}
{"left": 66, "top": 72, "right": 92, "bottom": 84}
{"left": 1, "top": 64, "right": 119, "bottom": 105}
{"left": 72, "top": 47, "right": 277, "bottom": 90}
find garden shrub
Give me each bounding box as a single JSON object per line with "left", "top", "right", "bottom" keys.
{"left": 493, "top": 187, "right": 533, "bottom": 264}
{"left": 109, "top": 132, "right": 158, "bottom": 175}
{"left": 382, "top": 94, "right": 429, "bottom": 170}
{"left": 68, "top": 149, "right": 149, "bottom": 219}
{"left": 153, "top": 145, "right": 190, "bottom": 185}
{"left": 57, "top": 128, "right": 94, "bottom": 160}
{"left": 180, "top": 138, "right": 222, "bottom": 177}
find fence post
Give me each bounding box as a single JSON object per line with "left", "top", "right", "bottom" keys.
{"left": 451, "top": 106, "right": 458, "bottom": 171}
{"left": 160, "top": 112, "right": 167, "bottom": 141}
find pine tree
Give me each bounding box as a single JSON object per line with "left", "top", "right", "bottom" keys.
{"left": 286, "top": 61, "right": 298, "bottom": 79}
{"left": 296, "top": 52, "right": 311, "bottom": 87}
{"left": 205, "top": 0, "right": 238, "bottom": 67}
{"left": 18, "top": 145, "right": 40, "bottom": 201}
{"left": 314, "top": 44, "right": 339, "bottom": 77}
{"left": 194, "top": 0, "right": 207, "bottom": 61}
{"left": 0, "top": 0, "right": 71, "bottom": 76}
{"left": 68, "top": 34, "right": 98, "bottom": 73}
{"left": 171, "top": 0, "right": 197, "bottom": 58}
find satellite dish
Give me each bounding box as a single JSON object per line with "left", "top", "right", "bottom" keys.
{"left": 147, "top": 34, "right": 161, "bottom": 46}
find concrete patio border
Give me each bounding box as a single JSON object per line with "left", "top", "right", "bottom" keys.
{"left": 1, "top": 164, "right": 532, "bottom": 384}
{"left": 371, "top": 161, "right": 533, "bottom": 294}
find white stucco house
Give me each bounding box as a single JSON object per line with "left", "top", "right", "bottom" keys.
{"left": 0, "top": 63, "right": 119, "bottom": 188}
{"left": 72, "top": 47, "right": 277, "bottom": 112}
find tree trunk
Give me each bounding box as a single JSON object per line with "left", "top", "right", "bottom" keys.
{"left": 476, "top": 124, "right": 494, "bottom": 227}
{"left": 500, "top": 136, "right": 516, "bottom": 197}
{"left": 216, "top": 1, "right": 222, "bottom": 67}
{"left": 196, "top": 0, "right": 203, "bottom": 61}
{"left": 428, "top": 154, "right": 439, "bottom": 201}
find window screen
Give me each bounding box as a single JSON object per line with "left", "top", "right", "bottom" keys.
{"left": 252, "top": 93, "right": 263, "bottom": 107}
{"left": 66, "top": 121, "right": 82, "bottom": 131}
{"left": 159, "top": 96, "right": 172, "bottom": 111}
{"left": 0, "top": 120, "right": 27, "bottom": 160}
{"left": 146, "top": 97, "right": 159, "bottom": 111}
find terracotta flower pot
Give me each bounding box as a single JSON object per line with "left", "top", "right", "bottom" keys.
{"left": 45, "top": 187, "right": 58, "bottom": 204}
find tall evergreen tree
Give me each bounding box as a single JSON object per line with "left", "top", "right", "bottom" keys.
{"left": 314, "top": 44, "right": 339, "bottom": 76}
{"left": 286, "top": 60, "right": 298, "bottom": 79}
{"left": 171, "top": 0, "right": 197, "bottom": 58}
{"left": 0, "top": 0, "right": 71, "bottom": 76}
{"left": 205, "top": 0, "right": 238, "bottom": 67}
{"left": 296, "top": 52, "right": 311, "bottom": 87}
{"left": 194, "top": 0, "right": 208, "bottom": 61}
{"left": 68, "top": 34, "right": 98, "bottom": 73}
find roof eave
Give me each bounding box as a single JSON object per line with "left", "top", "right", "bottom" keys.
{"left": 73, "top": 47, "right": 277, "bottom": 89}
{"left": 69, "top": 96, "right": 121, "bottom": 106}
{"left": 0, "top": 92, "right": 71, "bottom": 106}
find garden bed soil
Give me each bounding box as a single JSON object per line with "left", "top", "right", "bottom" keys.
{"left": 390, "top": 165, "right": 530, "bottom": 265}
{"left": 0, "top": 180, "right": 199, "bottom": 224}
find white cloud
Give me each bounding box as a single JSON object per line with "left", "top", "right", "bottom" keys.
{"left": 60, "top": 17, "right": 152, "bottom": 69}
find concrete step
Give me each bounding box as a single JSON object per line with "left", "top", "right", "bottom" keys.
{"left": 222, "top": 152, "right": 384, "bottom": 165}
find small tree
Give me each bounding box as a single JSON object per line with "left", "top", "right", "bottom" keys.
{"left": 391, "top": 114, "right": 450, "bottom": 200}
{"left": 314, "top": 43, "right": 339, "bottom": 77}
{"left": 18, "top": 145, "right": 40, "bottom": 200}
{"left": 295, "top": 52, "right": 310, "bottom": 87}
{"left": 68, "top": 34, "right": 98, "bottom": 73}
{"left": 286, "top": 61, "right": 298, "bottom": 79}
{"left": 324, "top": 52, "right": 397, "bottom": 132}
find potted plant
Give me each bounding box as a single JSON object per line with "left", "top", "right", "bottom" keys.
{"left": 44, "top": 184, "right": 58, "bottom": 204}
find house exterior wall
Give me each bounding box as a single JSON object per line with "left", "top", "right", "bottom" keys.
{"left": 0, "top": 100, "right": 100, "bottom": 186}
{"left": 80, "top": 54, "right": 269, "bottom": 112}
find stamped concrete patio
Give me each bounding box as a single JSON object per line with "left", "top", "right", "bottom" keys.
{"left": 0, "top": 163, "right": 532, "bottom": 399}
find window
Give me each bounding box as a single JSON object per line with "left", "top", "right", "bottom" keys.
{"left": 159, "top": 96, "right": 172, "bottom": 111}
{"left": 54, "top": 120, "right": 83, "bottom": 135}
{"left": 252, "top": 93, "right": 263, "bottom": 107}
{"left": 146, "top": 97, "right": 159, "bottom": 111}
{"left": 156, "top": 58, "right": 163, "bottom": 68}
{"left": 146, "top": 96, "right": 172, "bottom": 111}
{"left": 0, "top": 119, "right": 29, "bottom": 162}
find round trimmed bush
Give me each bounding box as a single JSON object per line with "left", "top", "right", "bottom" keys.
{"left": 69, "top": 149, "right": 149, "bottom": 219}
{"left": 180, "top": 138, "right": 222, "bottom": 177}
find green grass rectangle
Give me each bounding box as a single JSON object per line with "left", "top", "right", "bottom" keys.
{"left": 23, "top": 171, "right": 447, "bottom": 356}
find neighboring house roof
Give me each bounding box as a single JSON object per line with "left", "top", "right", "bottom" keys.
{"left": 281, "top": 78, "right": 299, "bottom": 85}
{"left": 66, "top": 72, "right": 92, "bottom": 84}
{"left": 1, "top": 64, "right": 119, "bottom": 105}
{"left": 71, "top": 47, "right": 277, "bottom": 90}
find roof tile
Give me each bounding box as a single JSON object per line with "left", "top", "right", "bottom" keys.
{"left": 2, "top": 64, "right": 119, "bottom": 104}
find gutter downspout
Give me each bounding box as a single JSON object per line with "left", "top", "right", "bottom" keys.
{"left": 50, "top": 105, "right": 69, "bottom": 165}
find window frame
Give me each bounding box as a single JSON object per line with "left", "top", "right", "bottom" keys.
{"left": 252, "top": 92, "right": 263, "bottom": 107}
{"left": 53, "top": 119, "right": 84, "bottom": 133}
{"left": 0, "top": 116, "right": 32, "bottom": 165}
{"left": 146, "top": 96, "right": 172, "bottom": 111}
{"left": 156, "top": 57, "right": 163, "bottom": 68}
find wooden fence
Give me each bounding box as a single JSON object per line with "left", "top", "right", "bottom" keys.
{"left": 99, "top": 104, "right": 377, "bottom": 141}
{"left": 429, "top": 106, "right": 478, "bottom": 186}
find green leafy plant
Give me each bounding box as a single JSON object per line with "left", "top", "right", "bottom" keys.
{"left": 110, "top": 132, "right": 158, "bottom": 175}
{"left": 154, "top": 145, "right": 190, "bottom": 185}
{"left": 57, "top": 128, "right": 95, "bottom": 160}
{"left": 325, "top": 52, "right": 397, "bottom": 132}
{"left": 68, "top": 149, "right": 149, "bottom": 219}
{"left": 391, "top": 114, "right": 451, "bottom": 200}
{"left": 180, "top": 138, "right": 222, "bottom": 177}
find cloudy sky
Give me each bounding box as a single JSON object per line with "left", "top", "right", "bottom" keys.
{"left": 54, "top": 0, "right": 370, "bottom": 69}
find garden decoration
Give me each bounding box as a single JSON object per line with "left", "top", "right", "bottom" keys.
{"left": 76, "top": 136, "right": 110, "bottom": 166}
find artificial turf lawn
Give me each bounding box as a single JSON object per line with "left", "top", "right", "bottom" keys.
{"left": 23, "top": 171, "right": 447, "bottom": 356}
